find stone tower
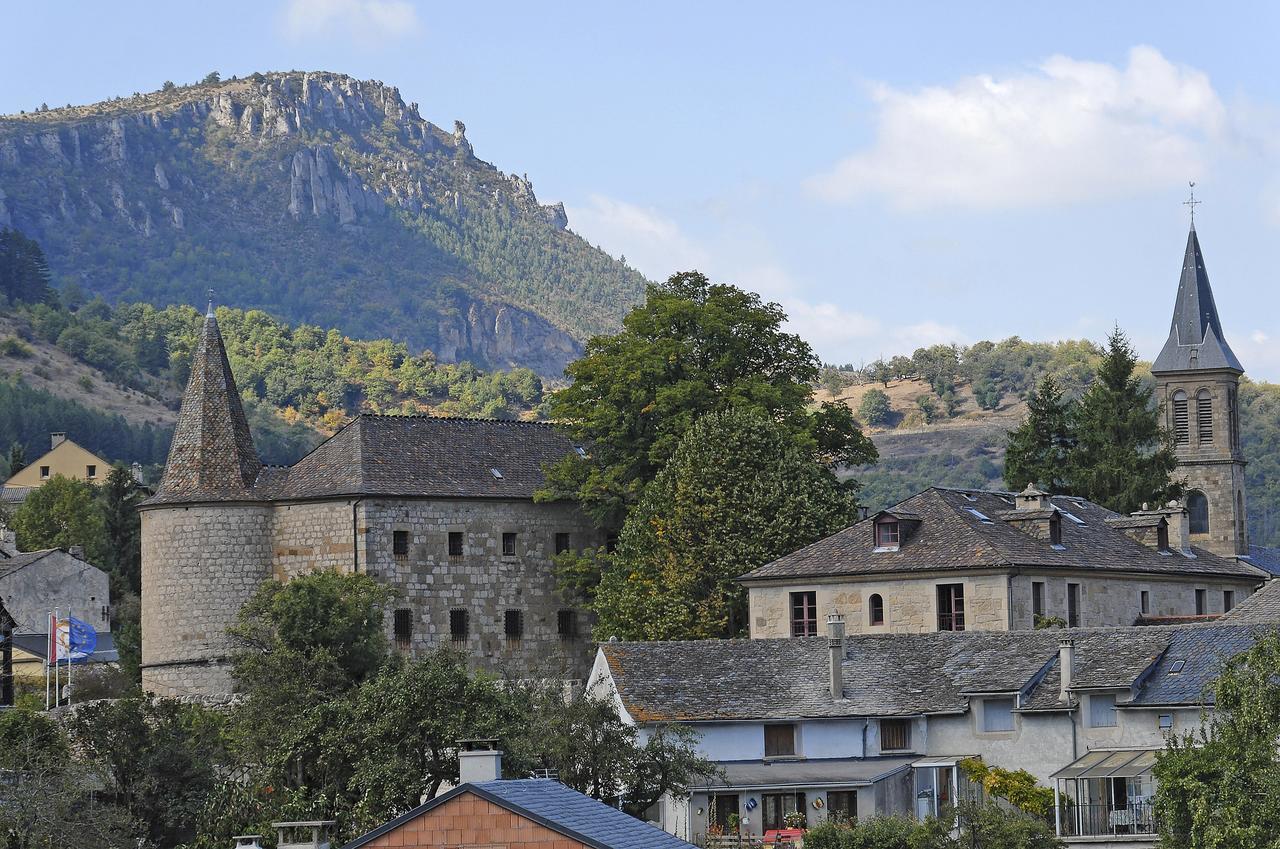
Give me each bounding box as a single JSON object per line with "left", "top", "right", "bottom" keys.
{"left": 1151, "top": 223, "right": 1247, "bottom": 558}
{"left": 139, "top": 303, "right": 271, "bottom": 696}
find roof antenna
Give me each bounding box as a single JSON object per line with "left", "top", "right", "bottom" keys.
{"left": 206, "top": 288, "right": 215, "bottom": 318}
{"left": 1183, "top": 181, "right": 1200, "bottom": 230}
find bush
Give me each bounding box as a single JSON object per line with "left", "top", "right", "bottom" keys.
{"left": 0, "top": 336, "right": 32, "bottom": 358}
{"left": 858, "top": 388, "right": 892, "bottom": 427}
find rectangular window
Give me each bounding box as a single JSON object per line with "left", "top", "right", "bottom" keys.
{"left": 881, "top": 718, "right": 911, "bottom": 751}
{"left": 711, "top": 794, "right": 740, "bottom": 830}
{"left": 1197, "top": 393, "right": 1214, "bottom": 443}
{"left": 557, "top": 609, "right": 578, "bottom": 640}
{"left": 875, "top": 519, "right": 900, "bottom": 549}
{"left": 826, "top": 790, "right": 857, "bottom": 824}
{"left": 764, "top": 723, "right": 796, "bottom": 757}
{"left": 393, "top": 608, "right": 412, "bottom": 647}
{"left": 448, "top": 531, "right": 464, "bottom": 556}
{"left": 1089, "top": 694, "right": 1117, "bottom": 728}
{"left": 449, "top": 608, "right": 468, "bottom": 641}
{"left": 983, "top": 698, "right": 1015, "bottom": 732}
{"left": 1173, "top": 396, "right": 1189, "bottom": 445}
{"left": 937, "top": 584, "right": 965, "bottom": 632}
{"left": 605, "top": 531, "right": 619, "bottom": 553}
{"left": 1195, "top": 588, "right": 1207, "bottom": 616}
{"left": 39, "top": 465, "right": 50, "bottom": 479}
{"left": 1158, "top": 713, "right": 1173, "bottom": 730}
{"left": 1032, "top": 582, "right": 1045, "bottom": 621}
{"left": 1067, "top": 583, "right": 1080, "bottom": 627}
{"left": 1141, "top": 590, "right": 1150, "bottom": 616}
{"left": 762, "top": 792, "right": 806, "bottom": 831}
{"left": 554, "top": 532, "right": 571, "bottom": 555}
{"left": 85, "top": 464, "right": 97, "bottom": 479}
{"left": 1049, "top": 517, "right": 1062, "bottom": 545}
{"left": 1224, "top": 590, "right": 1235, "bottom": 612}
{"left": 504, "top": 609, "right": 523, "bottom": 640}
{"left": 392, "top": 530, "right": 409, "bottom": 557}
{"left": 790, "top": 591, "right": 818, "bottom": 637}
{"left": 502, "top": 532, "right": 517, "bottom": 557}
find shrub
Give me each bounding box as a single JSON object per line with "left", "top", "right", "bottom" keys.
{"left": 0, "top": 336, "right": 33, "bottom": 358}
{"left": 859, "top": 388, "right": 892, "bottom": 427}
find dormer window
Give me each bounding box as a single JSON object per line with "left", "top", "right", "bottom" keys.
{"left": 1157, "top": 523, "right": 1170, "bottom": 553}
{"left": 875, "top": 519, "right": 900, "bottom": 550}
{"left": 1049, "top": 515, "right": 1063, "bottom": 546}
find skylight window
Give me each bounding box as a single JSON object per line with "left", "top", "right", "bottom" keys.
{"left": 965, "top": 507, "right": 994, "bottom": 524}
{"left": 1062, "top": 511, "right": 1086, "bottom": 526}
{"left": 1169, "top": 660, "right": 1186, "bottom": 675}
{"left": 962, "top": 493, "right": 977, "bottom": 502}
{"left": 490, "top": 468, "right": 504, "bottom": 480}
{"left": 574, "top": 446, "right": 588, "bottom": 458}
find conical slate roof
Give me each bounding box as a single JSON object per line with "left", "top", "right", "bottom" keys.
{"left": 150, "top": 307, "right": 261, "bottom": 504}
{"left": 1152, "top": 226, "right": 1243, "bottom": 373}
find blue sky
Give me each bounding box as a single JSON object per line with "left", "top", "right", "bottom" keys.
{"left": 4, "top": 2, "right": 1280, "bottom": 376}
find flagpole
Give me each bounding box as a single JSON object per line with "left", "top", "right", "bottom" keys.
{"left": 66, "top": 609, "right": 72, "bottom": 707}
{"left": 44, "top": 611, "right": 51, "bottom": 710}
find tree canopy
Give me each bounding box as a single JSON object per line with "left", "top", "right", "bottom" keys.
{"left": 1004, "top": 375, "right": 1074, "bottom": 493}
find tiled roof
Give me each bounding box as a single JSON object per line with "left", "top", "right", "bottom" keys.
{"left": 340, "top": 779, "right": 695, "bottom": 849}
{"left": 0, "top": 549, "right": 55, "bottom": 575}
{"left": 739, "top": 488, "right": 1260, "bottom": 582}
{"left": 1220, "top": 579, "right": 1280, "bottom": 624}
{"left": 1152, "top": 226, "right": 1243, "bottom": 374}
{"left": 147, "top": 312, "right": 261, "bottom": 505}
{"left": 267, "top": 415, "right": 576, "bottom": 501}
{"left": 598, "top": 624, "right": 1267, "bottom": 722}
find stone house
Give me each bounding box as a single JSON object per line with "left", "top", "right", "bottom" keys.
{"left": 139, "top": 304, "right": 601, "bottom": 698}
{"left": 1, "top": 432, "right": 117, "bottom": 506}
{"left": 588, "top": 615, "right": 1271, "bottom": 848}
{"left": 740, "top": 486, "right": 1265, "bottom": 639}
{"left": 339, "top": 745, "right": 695, "bottom": 849}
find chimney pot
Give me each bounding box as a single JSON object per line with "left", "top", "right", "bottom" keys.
{"left": 458, "top": 738, "right": 503, "bottom": 783}
{"left": 50, "top": 432, "right": 66, "bottom": 450}
{"left": 1016, "top": 483, "right": 1050, "bottom": 511}
{"left": 1058, "top": 639, "right": 1075, "bottom": 703}
{"left": 826, "top": 613, "right": 845, "bottom": 700}
{"left": 233, "top": 838, "right": 263, "bottom": 849}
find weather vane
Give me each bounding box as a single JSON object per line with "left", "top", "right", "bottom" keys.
{"left": 1184, "top": 181, "right": 1200, "bottom": 228}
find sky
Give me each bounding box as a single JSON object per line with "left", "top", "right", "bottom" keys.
{"left": 3, "top": 2, "right": 1280, "bottom": 376}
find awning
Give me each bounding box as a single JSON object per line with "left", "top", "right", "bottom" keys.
{"left": 692, "top": 757, "right": 916, "bottom": 791}
{"left": 1050, "top": 749, "right": 1158, "bottom": 781}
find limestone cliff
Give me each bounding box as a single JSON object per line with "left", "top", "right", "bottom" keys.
{"left": 0, "top": 72, "right": 647, "bottom": 373}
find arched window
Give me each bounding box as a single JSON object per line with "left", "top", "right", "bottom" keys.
{"left": 1188, "top": 491, "right": 1209, "bottom": 535}
{"left": 1197, "top": 390, "right": 1213, "bottom": 443}
{"left": 1171, "top": 391, "right": 1189, "bottom": 445}
{"left": 869, "top": 594, "right": 884, "bottom": 626}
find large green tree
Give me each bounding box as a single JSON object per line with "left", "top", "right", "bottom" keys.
{"left": 1064, "top": 328, "right": 1181, "bottom": 513}
{"left": 98, "top": 465, "right": 144, "bottom": 594}
{"left": 1155, "top": 632, "right": 1280, "bottom": 848}
{"left": 539, "top": 271, "right": 874, "bottom": 527}
{"left": 592, "top": 408, "right": 860, "bottom": 640}
{"left": 0, "top": 229, "right": 52, "bottom": 305}
{"left": 9, "top": 474, "right": 107, "bottom": 563}
{"left": 1004, "top": 375, "right": 1074, "bottom": 493}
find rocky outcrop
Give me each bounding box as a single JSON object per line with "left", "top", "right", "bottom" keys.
{"left": 434, "top": 297, "right": 582, "bottom": 375}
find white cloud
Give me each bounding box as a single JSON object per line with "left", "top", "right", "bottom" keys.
{"left": 810, "top": 46, "right": 1226, "bottom": 210}
{"left": 281, "top": 0, "right": 420, "bottom": 43}
{"left": 564, "top": 193, "right": 965, "bottom": 365}
{"left": 1252, "top": 330, "right": 1270, "bottom": 345}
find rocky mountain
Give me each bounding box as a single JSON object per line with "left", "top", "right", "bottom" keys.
{"left": 0, "top": 72, "right": 648, "bottom": 373}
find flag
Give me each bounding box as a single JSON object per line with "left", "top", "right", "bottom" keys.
{"left": 52, "top": 616, "right": 97, "bottom": 663}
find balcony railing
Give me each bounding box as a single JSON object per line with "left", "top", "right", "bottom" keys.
{"left": 1057, "top": 801, "right": 1159, "bottom": 837}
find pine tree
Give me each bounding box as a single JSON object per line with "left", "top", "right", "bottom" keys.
{"left": 1064, "top": 328, "right": 1181, "bottom": 513}
{"left": 5, "top": 442, "right": 24, "bottom": 477}
{"left": 99, "top": 466, "right": 143, "bottom": 595}
{"left": 1004, "top": 376, "right": 1074, "bottom": 493}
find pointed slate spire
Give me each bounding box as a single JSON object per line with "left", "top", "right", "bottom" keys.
{"left": 1152, "top": 225, "right": 1243, "bottom": 374}
{"left": 153, "top": 306, "right": 261, "bottom": 502}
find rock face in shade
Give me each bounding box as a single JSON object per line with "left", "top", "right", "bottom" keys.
{"left": 0, "top": 72, "right": 648, "bottom": 374}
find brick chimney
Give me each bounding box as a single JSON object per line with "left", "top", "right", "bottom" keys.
{"left": 458, "top": 738, "right": 503, "bottom": 783}
{"left": 1058, "top": 639, "right": 1074, "bottom": 703}
{"left": 1016, "top": 484, "right": 1051, "bottom": 511}
{"left": 827, "top": 612, "right": 845, "bottom": 700}
{"left": 50, "top": 432, "right": 66, "bottom": 450}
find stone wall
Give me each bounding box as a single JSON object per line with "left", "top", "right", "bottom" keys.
{"left": 0, "top": 550, "right": 110, "bottom": 635}
{"left": 140, "top": 504, "right": 273, "bottom": 697}
{"left": 1008, "top": 571, "right": 1256, "bottom": 628}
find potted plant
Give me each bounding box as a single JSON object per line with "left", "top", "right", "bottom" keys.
{"left": 783, "top": 810, "right": 808, "bottom": 829}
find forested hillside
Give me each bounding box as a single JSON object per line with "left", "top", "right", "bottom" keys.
{"left": 822, "top": 337, "right": 1280, "bottom": 547}
{"left": 0, "top": 71, "right": 649, "bottom": 373}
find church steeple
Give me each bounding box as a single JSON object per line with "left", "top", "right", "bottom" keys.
{"left": 152, "top": 305, "right": 261, "bottom": 503}
{"left": 1152, "top": 224, "right": 1243, "bottom": 374}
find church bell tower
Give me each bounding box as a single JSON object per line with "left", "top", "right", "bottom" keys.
{"left": 1151, "top": 212, "right": 1247, "bottom": 557}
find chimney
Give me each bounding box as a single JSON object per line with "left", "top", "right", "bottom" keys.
{"left": 232, "top": 838, "right": 263, "bottom": 849}
{"left": 827, "top": 613, "right": 846, "bottom": 700}
{"left": 1164, "top": 502, "right": 1192, "bottom": 555}
{"left": 1016, "top": 484, "right": 1051, "bottom": 511}
{"left": 50, "top": 432, "right": 66, "bottom": 450}
{"left": 273, "top": 822, "right": 335, "bottom": 849}
{"left": 1058, "top": 639, "right": 1075, "bottom": 703}
{"left": 131, "top": 462, "right": 144, "bottom": 484}
{"left": 458, "top": 738, "right": 503, "bottom": 783}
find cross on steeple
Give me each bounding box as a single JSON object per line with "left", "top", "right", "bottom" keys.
{"left": 1184, "top": 182, "right": 1201, "bottom": 229}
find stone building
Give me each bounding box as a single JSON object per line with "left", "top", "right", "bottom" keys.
{"left": 139, "top": 305, "right": 600, "bottom": 697}
{"left": 1151, "top": 222, "right": 1248, "bottom": 557}
{"left": 739, "top": 486, "right": 1264, "bottom": 638}
{"left": 1, "top": 432, "right": 115, "bottom": 506}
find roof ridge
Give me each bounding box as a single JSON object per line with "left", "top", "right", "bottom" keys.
{"left": 354, "top": 412, "right": 555, "bottom": 427}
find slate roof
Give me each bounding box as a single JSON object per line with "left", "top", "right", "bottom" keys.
{"left": 341, "top": 779, "right": 695, "bottom": 849}
{"left": 265, "top": 415, "right": 576, "bottom": 501}
{"left": 598, "top": 624, "right": 1268, "bottom": 722}
{"left": 0, "top": 550, "right": 56, "bottom": 573}
{"left": 1220, "top": 579, "right": 1280, "bottom": 624}
{"left": 1246, "top": 545, "right": 1280, "bottom": 576}
{"left": 147, "top": 310, "right": 262, "bottom": 505}
{"left": 1152, "top": 225, "right": 1243, "bottom": 374}
{"left": 739, "top": 488, "right": 1260, "bottom": 582}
